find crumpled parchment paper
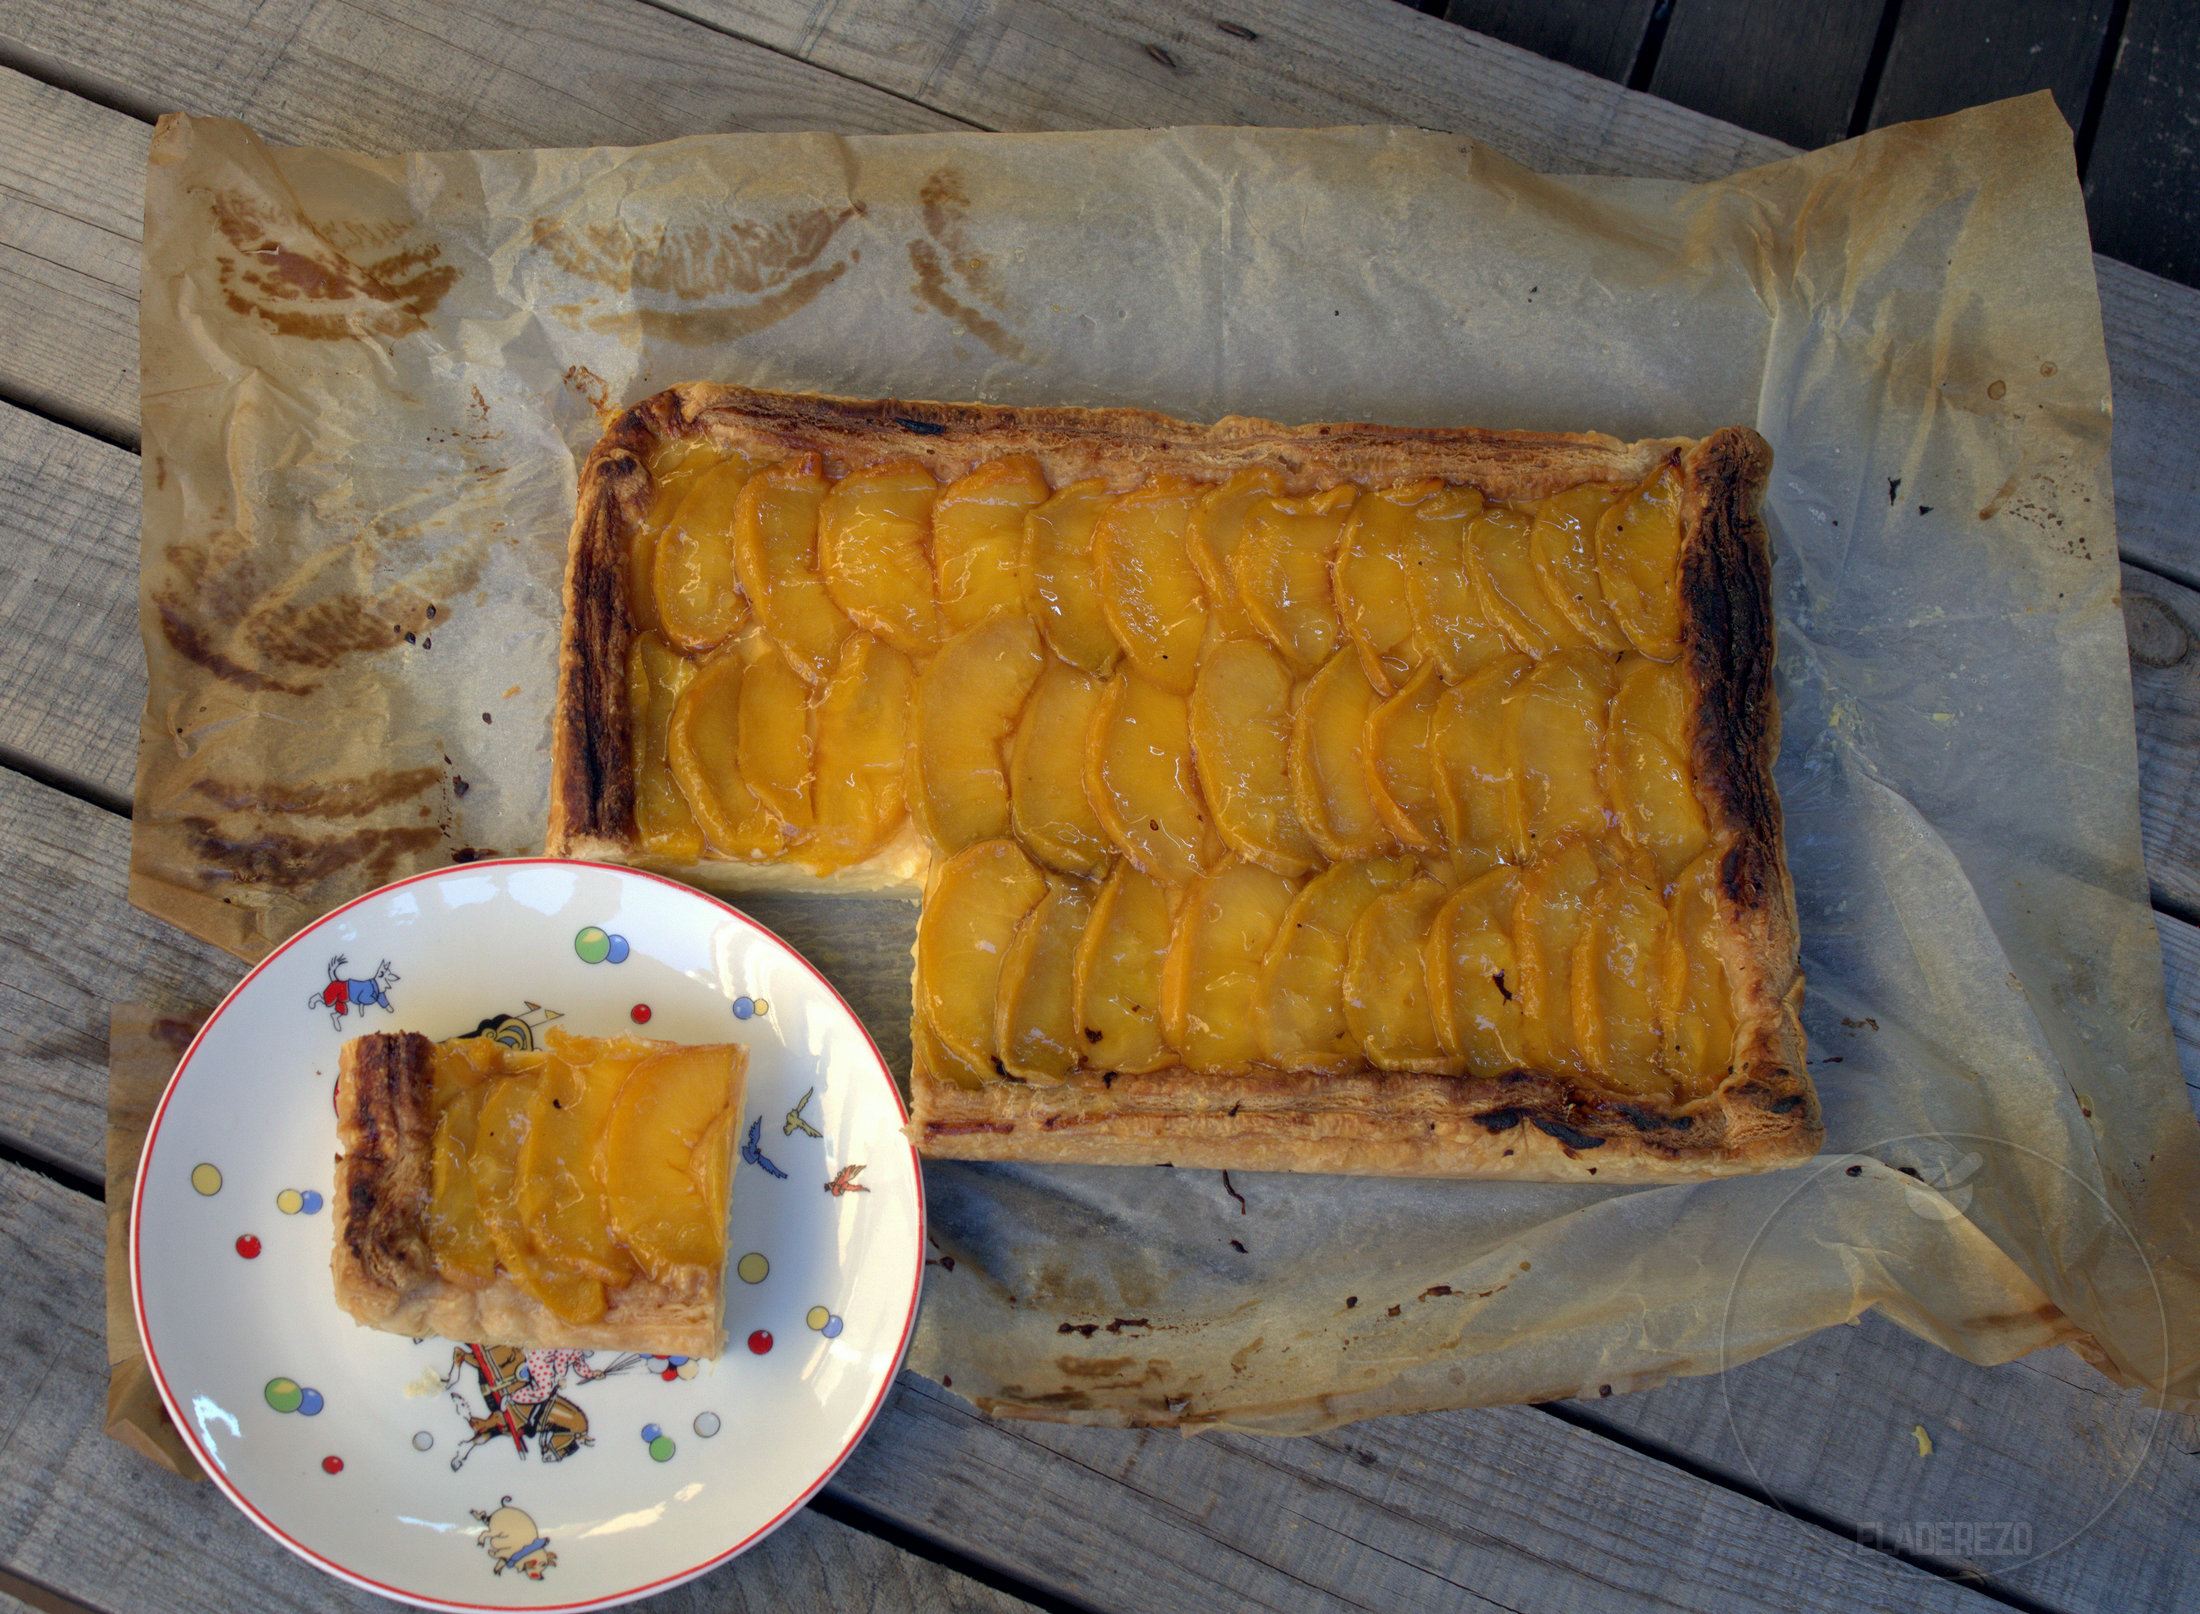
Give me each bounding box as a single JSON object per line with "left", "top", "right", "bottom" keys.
{"left": 134, "top": 94, "right": 2200, "bottom": 1431}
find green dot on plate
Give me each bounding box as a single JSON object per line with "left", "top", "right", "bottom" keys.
{"left": 648, "top": 1435, "right": 676, "bottom": 1462}
{"left": 264, "top": 1377, "right": 303, "bottom": 1413}
{"left": 574, "top": 926, "right": 611, "bottom": 964}
{"left": 190, "top": 1164, "right": 222, "bottom": 1196}
{"left": 737, "top": 1252, "right": 769, "bottom": 1284}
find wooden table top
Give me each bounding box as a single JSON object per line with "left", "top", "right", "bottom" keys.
{"left": 3, "top": 4, "right": 2198, "bottom": 1611}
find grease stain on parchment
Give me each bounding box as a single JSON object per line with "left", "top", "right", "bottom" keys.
{"left": 177, "top": 817, "right": 445, "bottom": 890}
{"left": 532, "top": 206, "right": 863, "bottom": 346}
{"left": 210, "top": 189, "right": 458, "bottom": 342}
{"left": 906, "top": 168, "right": 1037, "bottom": 363}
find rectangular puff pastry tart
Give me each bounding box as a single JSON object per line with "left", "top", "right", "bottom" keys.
{"left": 332, "top": 1028, "right": 744, "bottom": 1355}
{"left": 549, "top": 384, "right": 1813, "bottom": 1182}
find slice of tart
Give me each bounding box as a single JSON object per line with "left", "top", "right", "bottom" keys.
{"left": 332, "top": 1027, "right": 744, "bottom": 1355}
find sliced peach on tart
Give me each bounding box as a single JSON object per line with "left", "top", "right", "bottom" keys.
{"left": 1085, "top": 671, "right": 1226, "bottom": 884}
{"left": 627, "top": 433, "right": 736, "bottom": 638}
{"left": 1189, "top": 637, "right": 1319, "bottom": 877}
{"left": 653, "top": 456, "right": 756, "bottom": 654}
{"left": 1289, "top": 648, "right": 1394, "bottom": 863}
{"left": 996, "top": 873, "right": 1099, "bottom": 1084}
{"left": 733, "top": 452, "right": 852, "bottom": 687}
{"left": 934, "top": 455, "right": 1049, "bottom": 630}
{"left": 1255, "top": 854, "right": 1418, "bottom": 1072}
{"left": 1606, "top": 652, "right": 1709, "bottom": 887}
{"left": 1364, "top": 657, "right": 1447, "bottom": 852}
{"left": 1503, "top": 647, "right": 1617, "bottom": 859}
{"left": 1512, "top": 837, "right": 1606, "bottom": 1080}
{"left": 736, "top": 650, "right": 815, "bottom": 833}
{"left": 1161, "top": 860, "right": 1298, "bottom": 1071}
{"left": 1336, "top": 479, "right": 1436, "bottom": 695}
{"left": 1596, "top": 460, "right": 1686, "bottom": 661}
{"left": 820, "top": 460, "right": 942, "bottom": 659}
{"left": 1073, "top": 859, "right": 1182, "bottom": 1074}
{"left": 666, "top": 650, "right": 792, "bottom": 862}
{"left": 909, "top": 612, "right": 1046, "bottom": 855}
{"left": 1008, "top": 657, "right": 1113, "bottom": 878}
{"left": 805, "top": 632, "right": 917, "bottom": 872}
{"left": 918, "top": 838, "right": 1051, "bottom": 1081}
{"left": 1022, "top": 477, "right": 1122, "bottom": 676}
{"left": 1527, "top": 483, "right": 1628, "bottom": 652}
{"left": 1403, "top": 484, "right": 1512, "bottom": 682}
{"left": 597, "top": 1044, "right": 741, "bottom": 1287}
{"left": 1663, "top": 848, "right": 1736, "bottom": 1097}
{"left": 1233, "top": 483, "right": 1357, "bottom": 676}
{"left": 1426, "top": 865, "right": 1525, "bottom": 1078}
{"left": 1186, "top": 467, "right": 1282, "bottom": 640}
{"left": 1094, "top": 473, "right": 1208, "bottom": 695}
{"left": 1343, "top": 874, "right": 1461, "bottom": 1073}
{"left": 1431, "top": 653, "right": 1532, "bottom": 870}
{"left": 1468, "top": 503, "right": 1593, "bottom": 657}
{"left": 1573, "top": 868, "right": 1671, "bottom": 1097}
{"left": 628, "top": 631, "right": 704, "bottom": 861}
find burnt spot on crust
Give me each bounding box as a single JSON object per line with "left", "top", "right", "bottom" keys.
{"left": 895, "top": 416, "right": 949, "bottom": 436}
{"left": 1530, "top": 1116, "right": 1607, "bottom": 1152}
{"left": 334, "top": 1033, "right": 436, "bottom": 1296}
{"left": 1477, "top": 1108, "right": 1523, "bottom": 1133}
{"left": 1680, "top": 427, "right": 1781, "bottom": 917}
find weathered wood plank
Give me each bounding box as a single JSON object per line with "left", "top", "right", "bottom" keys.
{"left": 0, "top": 69, "right": 145, "bottom": 446}
{"left": 1437, "top": 0, "right": 1658, "bottom": 84}
{"left": 1867, "top": 0, "right": 2114, "bottom": 133}
{"left": 1645, "top": 0, "right": 1889, "bottom": 150}
{"left": 0, "top": 400, "right": 143, "bottom": 804}
{"left": 0, "top": 769, "right": 238, "bottom": 1176}
{"left": 2124, "top": 563, "right": 2200, "bottom": 919}
{"left": 2154, "top": 909, "right": 2200, "bottom": 1105}
{"left": 2082, "top": 0, "right": 2200, "bottom": 288}
{"left": 0, "top": 0, "right": 967, "bottom": 156}
{"left": 0, "top": 1162, "right": 1041, "bottom": 1614}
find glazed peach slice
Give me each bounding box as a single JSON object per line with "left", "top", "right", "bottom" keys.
{"left": 915, "top": 1015, "right": 992, "bottom": 1094}
{"left": 1094, "top": 473, "right": 1208, "bottom": 695}
{"left": 733, "top": 452, "right": 853, "bottom": 687}
{"left": 1343, "top": 874, "right": 1462, "bottom": 1073}
{"left": 1008, "top": 657, "right": 1113, "bottom": 878}
{"left": 1255, "top": 854, "right": 1418, "bottom": 1072}
{"left": 1365, "top": 658, "right": 1446, "bottom": 851}
{"left": 996, "top": 874, "right": 1099, "bottom": 1083}
{"left": 472, "top": 1076, "right": 603, "bottom": 1324}
{"left": 1161, "top": 861, "right": 1298, "bottom": 1071}
{"left": 1468, "top": 504, "right": 1594, "bottom": 657}
{"left": 599, "top": 1045, "right": 741, "bottom": 1284}
{"left": 653, "top": 457, "right": 756, "bottom": 653}
{"left": 1289, "top": 648, "right": 1394, "bottom": 863}
{"left": 1336, "top": 480, "right": 1436, "bottom": 695}
{"left": 628, "top": 631, "right": 703, "bottom": 861}
{"left": 1234, "top": 483, "right": 1357, "bottom": 676}
{"left": 1189, "top": 637, "right": 1319, "bottom": 877}
{"left": 909, "top": 612, "right": 1046, "bottom": 854}
{"left": 1431, "top": 653, "right": 1532, "bottom": 870}
{"left": 1402, "top": 484, "right": 1512, "bottom": 682}
{"left": 919, "top": 838, "right": 1050, "bottom": 1079}
{"left": 1573, "top": 870, "right": 1671, "bottom": 1096}
{"left": 737, "top": 650, "right": 815, "bottom": 833}
{"left": 820, "top": 460, "right": 942, "bottom": 658}
{"left": 934, "top": 455, "right": 1049, "bottom": 630}
{"left": 1504, "top": 648, "right": 1617, "bottom": 859}
{"left": 1597, "top": 461, "right": 1685, "bottom": 661}
{"left": 1606, "top": 653, "right": 1708, "bottom": 886}
{"left": 629, "top": 435, "right": 735, "bottom": 638}
{"left": 1427, "top": 865, "right": 1525, "bottom": 1077}
{"left": 1022, "top": 478, "right": 1122, "bottom": 675}
{"left": 805, "top": 632, "right": 917, "bottom": 872}
{"left": 1072, "top": 859, "right": 1181, "bottom": 1073}
{"left": 667, "top": 651, "right": 791, "bottom": 861}
{"left": 1528, "top": 483, "right": 1628, "bottom": 651}
{"left": 1512, "top": 837, "right": 1606, "bottom": 1079}
{"left": 1086, "top": 672, "right": 1226, "bottom": 883}
{"left": 1663, "top": 849, "right": 1736, "bottom": 1097}
{"left": 1186, "top": 467, "right": 1281, "bottom": 640}
{"left": 427, "top": 1081, "right": 497, "bottom": 1288}
{"left": 516, "top": 1037, "right": 641, "bottom": 1284}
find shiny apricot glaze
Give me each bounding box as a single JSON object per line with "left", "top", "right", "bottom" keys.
{"left": 424, "top": 1031, "right": 739, "bottom": 1325}
{"left": 625, "top": 443, "right": 1731, "bottom": 1101}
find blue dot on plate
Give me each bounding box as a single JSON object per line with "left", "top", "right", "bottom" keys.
{"left": 733, "top": 997, "right": 754, "bottom": 1020}
{"left": 298, "top": 1388, "right": 325, "bottom": 1416}
{"left": 300, "top": 1190, "right": 323, "bottom": 1215}
{"left": 667, "top": 1356, "right": 687, "bottom": 1367}
{"left": 606, "top": 934, "right": 630, "bottom": 964}
{"left": 641, "top": 1423, "right": 662, "bottom": 1444}
{"left": 822, "top": 1316, "right": 844, "bottom": 1339}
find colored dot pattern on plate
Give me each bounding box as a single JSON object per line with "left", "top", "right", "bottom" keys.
{"left": 732, "top": 996, "right": 769, "bottom": 1020}
{"left": 630, "top": 1004, "right": 652, "bottom": 1024}
{"left": 694, "top": 1412, "right": 721, "bottom": 1438}
{"left": 575, "top": 926, "right": 631, "bottom": 964}
{"left": 748, "top": 1331, "right": 774, "bottom": 1355}
{"left": 235, "top": 1235, "right": 261, "bottom": 1259}
{"left": 737, "top": 1253, "right": 769, "bottom": 1284}
{"left": 412, "top": 1432, "right": 434, "bottom": 1452}
{"left": 190, "top": 1163, "right": 222, "bottom": 1196}
{"left": 322, "top": 1456, "right": 344, "bottom": 1475}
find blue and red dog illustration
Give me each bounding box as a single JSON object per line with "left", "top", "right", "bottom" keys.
{"left": 311, "top": 955, "right": 399, "bottom": 1030}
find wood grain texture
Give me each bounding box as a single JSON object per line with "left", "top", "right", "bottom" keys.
{"left": 0, "top": 769, "right": 238, "bottom": 1176}
{"left": 2083, "top": 0, "right": 2200, "bottom": 288}
{"left": 2098, "top": 257, "right": 2200, "bottom": 588}
{"left": 2156, "top": 911, "right": 2200, "bottom": 1107}
{"left": 1438, "top": 0, "right": 1658, "bottom": 83}
{"left": 0, "top": 0, "right": 964, "bottom": 157}
{"left": 1577, "top": 1305, "right": 2200, "bottom": 1611}
{"left": 1867, "top": 0, "right": 2114, "bottom": 132}
{"left": 0, "top": 70, "right": 145, "bottom": 446}
{"left": 0, "top": 400, "right": 144, "bottom": 804}
{"left": 2124, "top": 563, "right": 2200, "bottom": 918}
{"left": 1647, "top": 0, "right": 1889, "bottom": 150}
{"left": 0, "top": 1163, "right": 1039, "bottom": 1614}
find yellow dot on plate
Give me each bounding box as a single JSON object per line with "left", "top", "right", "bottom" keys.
{"left": 751, "top": 998, "right": 769, "bottom": 1016}
{"left": 737, "top": 1252, "right": 769, "bottom": 1284}
{"left": 276, "top": 1189, "right": 304, "bottom": 1215}
{"left": 190, "top": 1164, "right": 222, "bottom": 1196}
{"left": 806, "top": 1305, "right": 830, "bottom": 1331}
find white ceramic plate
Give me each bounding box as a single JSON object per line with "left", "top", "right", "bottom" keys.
{"left": 133, "top": 860, "right": 923, "bottom": 1611}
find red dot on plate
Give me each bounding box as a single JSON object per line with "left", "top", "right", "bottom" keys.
{"left": 748, "top": 1330, "right": 773, "bottom": 1355}
{"left": 661, "top": 1367, "right": 677, "bottom": 1381}
{"left": 322, "top": 1456, "right": 344, "bottom": 1475}
{"left": 631, "top": 1004, "right": 652, "bottom": 1024}
{"left": 235, "top": 1235, "right": 261, "bottom": 1259}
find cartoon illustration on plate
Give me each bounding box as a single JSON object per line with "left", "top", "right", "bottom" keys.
{"left": 473, "top": 1496, "right": 557, "bottom": 1580}
{"left": 459, "top": 1002, "right": 563, "bottom": 1052}
{"left": 826, "top": 1164, "right": 870, "bottom": 1197}
{"left": 742, "top": 1115, "right": 789, "bottom": 1180}
{"left": 445, "top": 1346, "right": 617, "bottom": 1469}
{"left": 311, "top": 956, "right": 400, "bottom": 1030}
{"left": 784, "top": 1087, "right": 822, "bottom": 1138}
